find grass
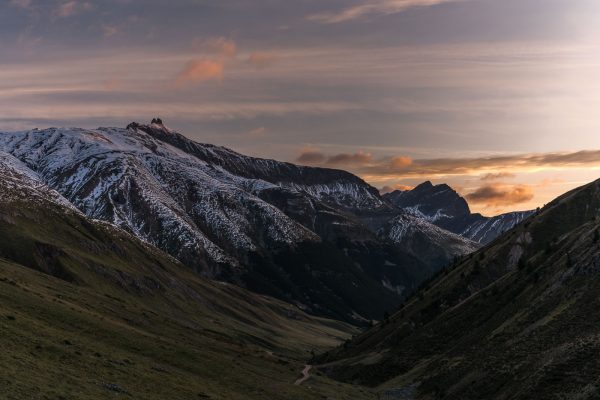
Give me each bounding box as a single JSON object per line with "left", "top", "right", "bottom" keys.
{"left": 0, "top": 196, "right": 376, "bottom": 399}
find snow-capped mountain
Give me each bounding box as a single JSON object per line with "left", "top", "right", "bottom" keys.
{"left": 0, "top": 121, "right": 473, "bottom": 322}
{"left": 384, "top": 181, "right": 534, "bottom": 244}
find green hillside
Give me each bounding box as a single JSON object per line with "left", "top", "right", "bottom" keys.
{"left": 319, "top": 179, "right": 600, "bottom": 400}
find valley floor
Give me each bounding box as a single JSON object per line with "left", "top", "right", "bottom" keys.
{"left": 0, "top": 259, "right": 376, "bottom": 400}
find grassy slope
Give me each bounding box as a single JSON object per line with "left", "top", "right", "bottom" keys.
{"left": 0, "top": 197, "right": 375, "bottom": 399}
{"left": 320, "top": 179, "right": 600, "bottom": 399}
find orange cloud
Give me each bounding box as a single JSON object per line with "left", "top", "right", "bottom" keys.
{"left": 390, "top": 156, "right": 413, "bottom": 169}
{"left": 247, "top": 52, "right": 277, "bottom": 69}
{"left": 356, "top": 150, "right": 600, "bottom": 179}
{"left": 466, "top": 183, "right": 534, "bottom": 207}
{"left": 175, "top": 59, "right": 224, "bottom": 86}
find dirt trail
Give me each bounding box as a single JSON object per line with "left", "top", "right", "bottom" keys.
{"left": 294, "top": 365, "right": 312, "bottom": 385}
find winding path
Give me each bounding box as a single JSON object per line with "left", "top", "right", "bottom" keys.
{"left": 294, "top": 365, "right": 312, "bottom": 385}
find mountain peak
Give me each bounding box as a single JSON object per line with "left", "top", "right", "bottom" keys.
{"left": 415, "top": 180, "right": 434, "bottom": 190}
{"left": 126, "top": 119, "right": 172, "bottom": 134}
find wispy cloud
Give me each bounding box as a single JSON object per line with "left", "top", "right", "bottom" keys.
{"left": 55, "top": 1, "right": 92, "bottom": 18}
{"left": 297, "top": 149, "right": 374, "bottom": 167}
{"left": 247, "top": 52, "right": 278, "bottom": 69}
{"left": 247, "top": 126, "right": 267, "bottom": 138}
{"left": 102, "top": 24, "right": 119, "bottom": 38}
{"left": 308, "top": 0, "right": 468, "bottom": 24}
{"left": 480, "top": 172, "right": 515, "bottom": 181}
{"left": 9, "top": 0, "right": 32, "bottom": 9}
{"left": 193, "top": 37, "right": 237, "bottom": 58}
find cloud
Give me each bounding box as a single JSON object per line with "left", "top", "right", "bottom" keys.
{"left": 102, "top": 77, "right": 122, "bottom": 90}
{"left": 297, "top": 149, "right": 326, "bottom": 164}
{"left": 326, "top": 151, "right": 373, "bottom": 166}
{"left": 193, "top": 37, "right": 237, "bottom": 58}
{"left": 9, "top": 0, "right": 32, "bottom": 9}
{"left": 390, "top": 156, "right": 413, "bottom": 168}
{"left": 296, "top": 149, "right": 374, "bottom": 167}
{"left": 55, "top": 1, "right": 92, "bottom": 18}
{"left": 174, "top": 37, "right": 236, "bottom": 87}
{"left": 379, "top": 184, "right": 414, "bottom": 194}
{"left": 480, "top": 172, "right": 515, "bottom": 181}
{"left": 247, "top": 52, "right": 278, "bottom": 69}
{"left": 357, "top": 150, "right": 600, "bottom": 179}
{"left": 247, "top": 126, "right": 267, "bottom": 138}
{"left": 102, "top": 25, "right": 119, "bottom": 38}
{"left": 175, "top": 59, "right": 224, "bottom": 86}
{"left": 465, "top": 183, "right": 534, "bottom": 207}
{"left": 308, "top": 0, "right": 467, "bottom": 24}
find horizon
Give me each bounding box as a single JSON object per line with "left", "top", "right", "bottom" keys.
{"left": 2, "top": 0, "right": 600, "bottom": 214}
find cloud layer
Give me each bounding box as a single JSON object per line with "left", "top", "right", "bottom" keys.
{"left": 297, "top": 149, "right": 600, "bottom": 178}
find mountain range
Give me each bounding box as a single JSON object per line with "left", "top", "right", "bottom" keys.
{"left": 384, "top": 181, "right": 534, "bottom": 244}
{"left": 0, "top": 121, "right": 493, "bottom": 323}
{"left": 0, "top": 120, "right": 550, "bottom": 399}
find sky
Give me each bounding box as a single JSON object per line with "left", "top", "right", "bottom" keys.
{"left": 1, "top": 0, "right": 600, "bottom": 216}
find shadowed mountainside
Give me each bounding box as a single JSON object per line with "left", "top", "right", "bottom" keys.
{"left": 319, "top": 178, "right": 600, "bottom": 400}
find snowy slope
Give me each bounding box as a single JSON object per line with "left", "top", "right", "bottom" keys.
{"left": 0, "top": 126, "right": 320, "bottom": 275}
{"left": 0, "top": 151, "right": 78, "bottom": 212}
{"left": 380, "top": 213, "right": 479, "bottom": 270}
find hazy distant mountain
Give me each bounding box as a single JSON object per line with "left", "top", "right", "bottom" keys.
{"left": 384, "top": 181, "right": 534, "bottom": 243}
{"left": 320, "top": 178, "right": 600, "bottom": 400}
{"left": 0, "top": 122, "right": 475, "bottom": 322}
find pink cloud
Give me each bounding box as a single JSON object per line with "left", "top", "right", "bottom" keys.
{"left": 175, "top": 59, "right": 225, "bottom": 86}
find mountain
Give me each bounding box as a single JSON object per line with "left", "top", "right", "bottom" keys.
{"left": 0, "top": 151, "right": 377, "bottom": 399}
{"left": 384, "top": 181, "right": 534, "bottom": 243}
{"left": 0, "top": 122, "right": 475, "bottom": 322}
{"left": 379, "top": 213, "right": 479, "bottom": 275}
{"left": 318, "top": 178, "right": 600, "bottom": 399}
